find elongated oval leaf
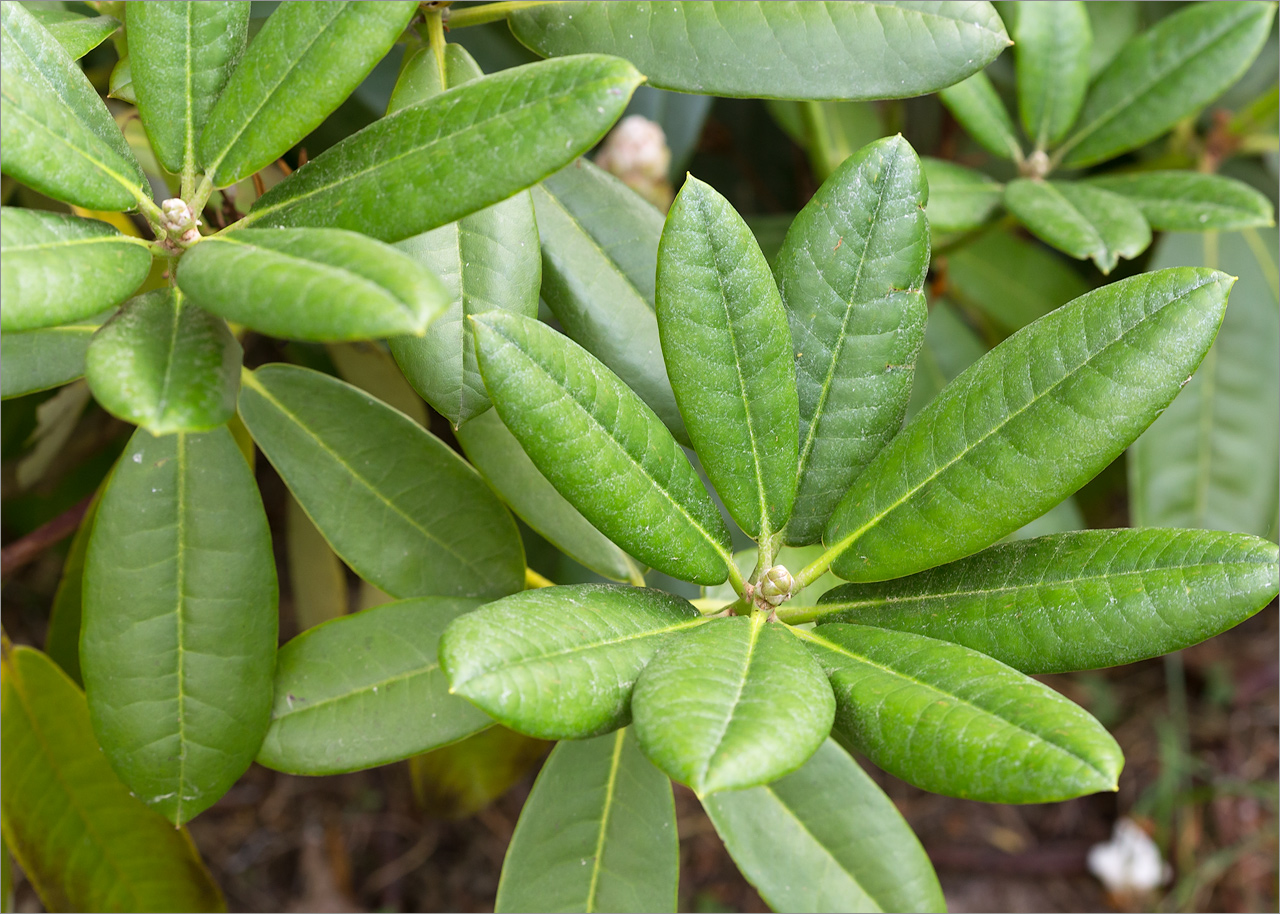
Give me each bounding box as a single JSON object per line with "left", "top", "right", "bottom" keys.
{"left": 776, "top": 136, "right": 930, "bottom": 545}
{"left": 1004, "top": 179, "right": 1151, "bottom": 274}
{"left": 946, "top": 228, "right": 1089, "bottom": 332}
{"left": 509, "top": 1, "right": 1010, "bottom": 101}
{"left": 441, "top": 584, "right": 704, "bottom": 740}
{"left": 0, "top": 313, "right": 106, "bottom": 399}
{"left": 1014, "top": 1, "right": 1091, "bottom": 149}
{"left": 177, "top": 228, "right": 447, "bottom": 341}
{"left": 1086, "top": 172, "right": 1275, "bottom": 232}
{"left": 82, "top": 425, "right": 278, "bottom": 825}
{"left": 240, "top": 55, "right": 643, "bottom": 242}
{"left": 85, "top": 289, "right": 241, "bottom": 434}
{"left": 0, "top": 208, "right": 151, "bottom": 332}
{"left": 496, "top": 728, "right": 678, "bottom": 914}
{"left": 799, "top": 624, "right": 1122, "bottom": 802}
{"left": 238, "top": 363, "right": 524, "bottom": 599}
{"left": 824, "top": 268, "right": 1234, "bottom": 583}
{"left": 631, "top": 615, "right": 835, "bottom": 796}
{"left": 922, "top": 158, "right": 1003, "bottom": 234}
{"left": 703, "top": 738, "right": 944, "bottom": 914}
{"left": 197, "top": 0, "right": 415, "bottom": 187}
{"left": 257, "top": 597, "right": 491, "bottom": 775}
{"left": 938, "top": 71, "right": 1023, "bottom": 162}
{"left": 1, "top": 646, "right": 224, "bottom": 913}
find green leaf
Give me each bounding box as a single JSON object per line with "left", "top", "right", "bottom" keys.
{"left": 84, "top": 288, "right": 241, "bottom": 434}
{"left": 43, "top": 13, "right": 118, "bottom": 60}
{"left": 823, "top": 268, "right": 1234, "bottom": 583}
{"left": 238, "top": 363, "right": 525, "bottom": 599}
{"left": 1, "top": 645, "right": 225, "bottom": 913}
{"left": 656, "top": 176, "right": 798, "bottom": 539}
{"left": 1085, "top": 171, "right": 1276, "bottom": 232}
{"left": 1013, "top": 1, "right": 1091, "bottom": 149}
{"left": 240, "top": 55, "right": 643, "bottom": 242}
{"left": 257, "top": 597, "right": 492, "bottom": 775}
{"left": 0, "top": 313, "right": 106, "bottom": 399}
{"left": 126, "top": 1, "right": 250, "bottom": 178}
{"left": 813, "top": 529, "right": 1279, "bottom": 673}
{"left": 509, "top": 1, "right": 1010, "bottom": 101}
{"left": 1059, "top": 1, "right": 1277, "bottom": 168}
{"left": 905, "top": 300, "right": 987, "bottom": 418}
{"left": 946, "top": 229, "right": 1090, "bottom": 332}
{"left": 496, "top": 728, "right": 678, "bottom": 914}
{"left": 455, "top": 408, "right": 637, "bottom": 583}
{"left": 0, "top": 207, "right": 152, "bottom": 332}
{"left": 798, "top": 624, "right": 1122, "bottom": 802}
{"left": 938, "top": 71, "right": 1023, "bottom": 162}
{"left": 325, "top": 341, "right": 428, "bottom": 428}
{"left": 1086, "top": 1, "right": 1139, "bottom": 78}
{"left": 108, "top": 54, "right": 135, "bottom": 103}
{"left": 703, "top": 739, "right": 944, "bottom": 914}
{"left": 385, "top": 43, "right": 540, "bottom": 428}
{"left": 533, "top": 158, "right": 687, "bottom": 444}
{"left": 82, "top": 425, "right": 278, "bottom": 825}
{"left": 0, "top": 3, "right": 147, "bottom": 210}
{"left": 1130, "top": 229, "right": 1280, "bottom": 537}
{"left": 1004, "top": 179, "right": 1151, "bottom": 273}
{"left": 176, "top": 228, "right": 448, "bottom": 341}
{"left": 775, "top": 136, "right": 930, "bottom": 545}
{"left": 922, "top": 157, "right": 1003, "bottom": 234}
{"left": 441, "top": 584, "right": 703, "bottom": 740}
{"left": 473, "top": 312, "right": 732, "bottom": 584}
{"left": 45, "top": 483, "right": 106, "bottom": 686}
{"left": 197, "top": 0, "right": 415, "bottom": 187}
{"left": 285, "top": 493, "right": 347, "bottom": 631}
{"left": 631, "top": 615, "right": 835, "bottom": 796}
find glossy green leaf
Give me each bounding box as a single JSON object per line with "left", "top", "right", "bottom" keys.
{"left": 241, "top": 55, "right": 643, "bottom": 242}
{"left": 410, "top": 726, "right": 549, "bottom": 820}
{"left": 455, "top": 408, "right": 636, "bottom": 583}
{"left": 905, "top": 300, "right": 986, "bottom": 418}
{"left": 1004, "top": 179, "right": 1151, "bottom": 274}
{"left": 823, "top": 268, "right": 1234, "bottom": 583}
{"left": 1085, "top": 172, "right": 1275, "bottom": 232}
{"left": 285, "top": 493, "right": 347, "bottom": 631}
{"left": 496, "top": 728, "right": 678, "bottom": 914}
{"left": 922, "top": 157, "right": 1003, "bottom": 234}
{"left": 385, "top": 43, "right": 540, "bottom": 427}
{"left": 1130, "top": 229, "right": 1280, "bottom": 537}
{"left": 0, "top": 312, "right": 106, "bottom": 399}
{"left": 126, "top": 1, "right": 250, "bottom": 178}
{"left": 0, "top": 207, "right": 151, "bottom": 332}
{"left": 0, "top": 3, "right": 147, "bottom": 210}
{"left": 1, "top": 645, "right": 224, "bottom": 913}
{"left": 84, "top": 288, "right": 241, "bottom": 434}
{"left": 631, "top": 615, "right": 835, "bottom": 796}
{"left": 473, "top": 312, "right": 732, "bottom": 584}
{"left": 239, "top": 363, "right": 525, "bottom": 599}
{"left": 946, "top": 229, "right": 1089, "bottom": 332}
{"left": 257, "top": 597, "right": 491, "bottom": 775}
{"left": 177, "top": 228, "right": 448, "bottom": 341}
{"left": 509, "top": 1, "right": 1010, "bottom": 101}
{"left": 82, "top": 425, "right": 278, "bottom": 825}
{"left": 938, "top": 71, "right": 1023, "bottom": 161}
{"left": 45, "top": 484, "right": 106, "bottom": 686}
{"left": 775, "top": 136, "right": 930, "bottom": 545}
{"left": 1013, "top": 1, "right": 1090, "bottom": 149}
{"left": 1086, "top": 1, "right": 1139, "bottom": 78}
{"left": 703, "top": 738, "right": 944, "bottom": 914}
{"left": 799, "top": 624, "right": 1122, "bottom": 802}
{"left": 42, "top": 13, "right": 118, "bottom": 60}
{"left": 657, "top": 176, "right": 798, "bottom": 539}
{"left": 198, "top": 0, "right": 415, "bottom": 187}
{"left": 533, "top": 158, "right": 687, "bottom": 443}
{"left": 441, "top": 584, "right": 703, "bottom": 740}
{"left": 1060, "top": 1, "right": 1277, "bottom": 168}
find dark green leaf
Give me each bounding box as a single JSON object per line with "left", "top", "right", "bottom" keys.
{"left": 922, "top": 157, "right": 1003, "bottom": 234}
{"left": 946, "top": 229, "right": 1089, "bottom": 332}
{"left": 0, "top": 313, "right": 106, "bottom": 399}
{"left": 938, "top": 71, "right": 1023, "bottom": 162}
{"left": 1086, "top": 171, "right": 1275, "bottom": 232}
{"left": 44, "top": 487, "right": 105, "bottom": 685}
{"left": 1004, "top": 179, "right": 1151, "bottom": 273}
{"left": 43, "top": 13, "right": 118, "bottom": 60}
{"left": 1013, "top": 1, "right": 1091, "bottom": 148}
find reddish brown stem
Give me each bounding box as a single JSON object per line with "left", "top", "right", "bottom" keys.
{"left": 0, "top": 494, "right": 92, "bottom": 578}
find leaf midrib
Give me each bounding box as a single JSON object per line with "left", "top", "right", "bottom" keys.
{"left": 697, "top": 614, "right": 764, "bottom": 791}
{"left": 584, "top": 728, "right": 626, "bottom": 912}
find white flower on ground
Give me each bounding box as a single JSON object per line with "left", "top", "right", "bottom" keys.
{"left": 1087, "top": 817, "right": 1172, "bottom": 894}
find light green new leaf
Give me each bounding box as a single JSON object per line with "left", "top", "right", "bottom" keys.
{"left": 905, "top": 300, "right": 987, "bottom": 418}
{"left": 82, "top": 425, "right": 278, "bottom": 825}
{"left": 472, "top": 312, "right": 732, "bottom": 584}
{"left": 177, "top": 228, "right": 448, "bottom": 341}
{"left": 799, "top": 624, "right": 1122, "bottom": 803}
{"left": 443, "top": 584, "right": 702, "bottom": 740}
{"left": 42, "top": 13, "right": 118, "bottom": 60}
{"left": 823, "top": 268, "right": 1234, "bottom": 583}
{"left": 241, "top": 55, "right": 643, "bottom": 242}
{"left": 1013, "top": 1, "right": 1091, "bottom": 149}
{"left": 1085, "top": 172, "right": 1275, "bottom": 232}
{"left": 126, "top": 1, "right": 249, "bottom": 179}
{"left": 198, "top": 0, "right": 415, "bottom": 187}
{"left": 0, "top": 207, "right": 151, "bottom": 332}
{"left": 533, "top": 158, "right": 687, "bottom": 444}
{"left": 0, "top": 3, "right": 147, "bottom": 211}
{"left": 631, "top": 615, "right": 835, "bottom": 796}
{"left": 84, "top": 289, "right": 241, "bottom": 434}
{"left": 109, "top": 55, "right": 136, "bottom": 103}
{"left": 509, "top": 1, "right": 1010, "bottom": 101}
{"left": 775, "top": 136, "right": 930, "bottom": 545}
{"left": 496, "top": 729, "right": 678, "bottom": 914}
{"left": 0, "top": 313, "right": 107, "bottom": 399}
{"left": 1, "top": 646, "right": 225, "bottom": 913}
{"left": 1004, "top": 179, "right": 1151, "bottom": 273}
{"left": 258, "top": 597, "right": 491, "bottom": 775}
{"left": 1060, "top": 1, "right": 1277, "bottom": 168}
{"left": 813, "top": 529, "right": 1279, "bottom": 673}
{"left": 938, "top": 71, "right": 1023, "bottom": 162}
{"left": 922, "top": 157, "right": 1003, "bottom": 234}
{"left": 946, "top": 229, "right": 1089, "bottom": 332}
{"left": 657, "top": 176, "right": 798, "bottom": 539}
{"left": 238, "top": 363, "right": 525, "bottom": 599}
{"left": 703, "top": 739, "right": 944, "bottom": 914}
